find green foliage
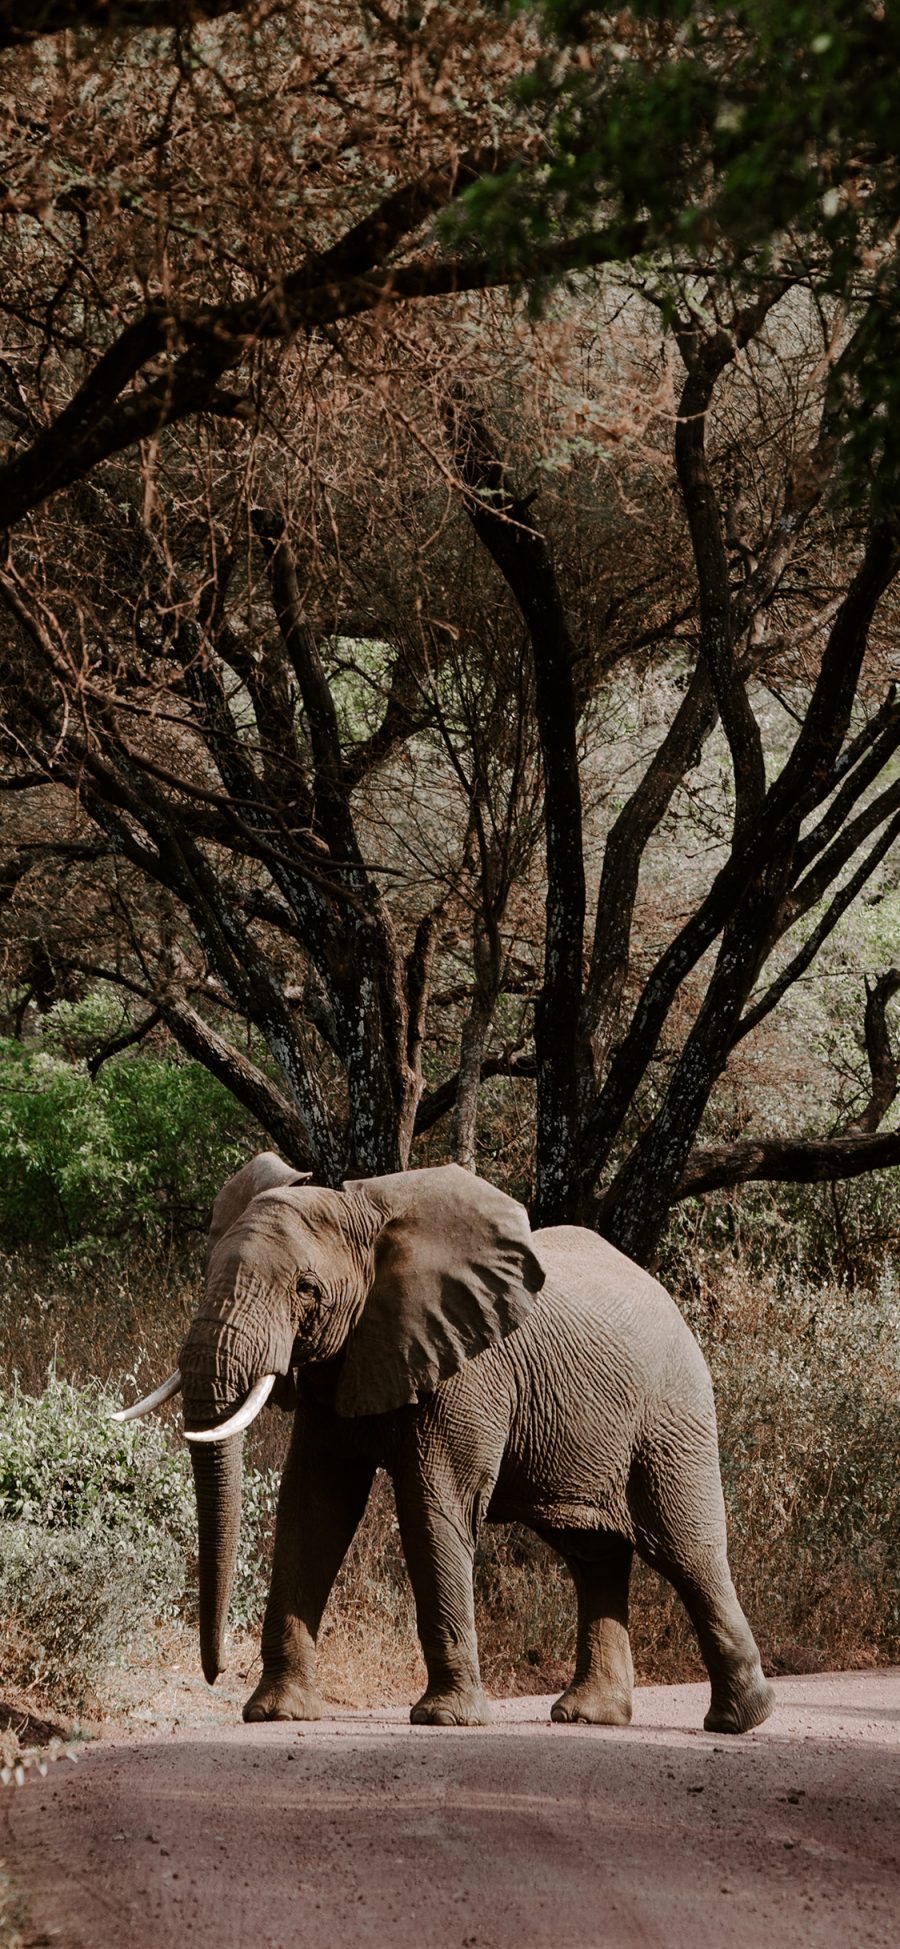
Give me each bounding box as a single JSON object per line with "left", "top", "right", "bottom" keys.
{"left": 505, "top": 2, "right": 899, "bottom": 259}
{"left": 325, "top": 637, "right": 396, "bottom": 748}
{"left": 0, "top": 1021, "right": 259, "bottom": 1250}
{"left": 231, "top": 1465, "right": 282, "bottom": 1631}
{"left": 0, "top": 1375, "right": 280, "bottom": 1708}
{"left": 0, "top": 1376, "right": 191, "bottom": 1547}
{"left": 0, "top": 1376, "right": 192, "bottom": 1706}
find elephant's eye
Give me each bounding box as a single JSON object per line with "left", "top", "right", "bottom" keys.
{"left": 291, "top": 1277, "right": 324, "bottom": 1335}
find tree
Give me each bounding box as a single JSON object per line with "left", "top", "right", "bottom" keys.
{"left": 446, "top": 276, "right": 900, "bottom": 1256}
{"left": 0, "top": 332, "right": 555, "bottom": 1182}
{"left": 1, "top": 4, "right": 899, "bottom": 1262}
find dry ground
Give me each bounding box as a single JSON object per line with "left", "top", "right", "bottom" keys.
{"left": 2, "top": 1669, "right": 897, "bottom": 1949}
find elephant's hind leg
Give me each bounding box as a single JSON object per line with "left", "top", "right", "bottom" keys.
{"left": 670, "top": 1558, "right": 775, "bottom": 1734}
{"left": 550, "top": 1534, "right": 634, "bottom": 1726}
{"left": 631, "top": 1425, "right": 774, "bottom": 1735}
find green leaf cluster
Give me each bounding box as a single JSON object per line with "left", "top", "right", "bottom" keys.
{"left": 0, "top": 1029, "right": 257, "bottom": 1250}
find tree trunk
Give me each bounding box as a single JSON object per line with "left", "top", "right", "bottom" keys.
{"left": 447, "top": 394, "right": 586, "bottom": 1224}
{"left": 453, "top": 920, "right": 501, "bottom": 1171}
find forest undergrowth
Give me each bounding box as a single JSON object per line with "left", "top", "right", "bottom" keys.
{"left": 0, "top": 1203, "right": 896, "bottom": 1737}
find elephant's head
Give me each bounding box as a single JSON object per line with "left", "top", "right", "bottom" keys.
{"left": 114, "top": 1158, "right": 545, "bottom": 1686}
{"left": 205, "top": 1149, "right": 312, "bottom": 1254}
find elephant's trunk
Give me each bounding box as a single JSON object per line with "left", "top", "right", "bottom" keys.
{"left": 190, "top": 1432, "right": 244, "bottom": 1684}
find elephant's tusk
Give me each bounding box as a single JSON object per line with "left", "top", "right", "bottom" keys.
{"left": 183, "top": 1373, "right": 276, "bottom": 1444}
{"left": 110, "top": 1367, "right": 183, "bottom": 1423}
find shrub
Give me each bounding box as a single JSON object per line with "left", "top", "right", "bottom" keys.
{"left": 0, "top": 1518, "right": 184, "bottom": 1712}
{"left": 0, "top": 1374, "right": 280, "bottom": 1709}
{"left": 0, "top": 1374, "right": 193, "bottom": 1709}
{"left": 0, "top": 1022, "right": 259, "bottom": 1251}
{"left": 660, "top": 1171, "right": 900, "bottom": 1294}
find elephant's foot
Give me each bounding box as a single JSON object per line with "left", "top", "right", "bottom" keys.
{"left": 550, "top": 1679, "right": 633, "bottom": 1727}
{"left": 410, "top": 1686, "right": 491, "bottom": 1727}
{"left": 703, "top": 1663, "right": 775, "bottom": 1735}
{"left": 243, "top": 1675, "right": 325, "bottom": 1723}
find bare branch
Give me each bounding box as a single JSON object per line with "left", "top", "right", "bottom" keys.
{"left": 0, "top": 212, "right": 646, "bottom": 533}
{"left": 736, "top": 807, "right": 900, "bottom": 1045}
{"left": 676, "top": 1128, "right": 900, "bottom": 1200}
{"left": 414, "top": 1048, "right": 536, "bottom": 1137}
{"left": 86, "top": 1007, "right": 163, "bottom": 1078}
{"left": 674, "top": 305, "right": 775, "bottom": 834}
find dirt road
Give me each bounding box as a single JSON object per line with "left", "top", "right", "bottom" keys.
{"left": 3, "top": 1671, "right": 897, "bottom": 1948}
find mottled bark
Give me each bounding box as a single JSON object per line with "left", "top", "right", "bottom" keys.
{"left": 676, "top": 1127, "right": 900, "bottom": 1200}
{"left": 598, "top": 865, "right": 795, "bottom": 1261}
{"left": 160, "top": 997, "right": 315, "bottom": 1169}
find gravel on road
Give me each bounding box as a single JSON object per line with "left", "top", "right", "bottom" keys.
{"left": 2, "top": 1670, "right": 897, "bottom": 1949}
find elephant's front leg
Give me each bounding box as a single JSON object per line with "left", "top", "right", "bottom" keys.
{"left": 243, "top": 1414, "right": 374, "bottom": 1724}
{"left": 392, "top": 1466, "right": 490, "bottom": 1728}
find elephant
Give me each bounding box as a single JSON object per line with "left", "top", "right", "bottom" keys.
{"left": 116, "top": 1156, "right": 774, "bottom": 1734}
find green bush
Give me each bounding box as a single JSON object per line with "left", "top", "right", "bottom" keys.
{"left": 0, "top": 1024, "right": 259, "bottom": 1250}
{"left": 0, "top": 1375, "right": 280, "bottom": 1709}
{"left": 0, "top": 1518, "right": 185, "bottom": 1711}
{"left": 232, "top": 1465, "right": 281, "bottom": 1630}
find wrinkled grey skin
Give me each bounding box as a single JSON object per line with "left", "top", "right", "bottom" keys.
{"left": 181, "top": 1158, "right": 774, "bottom": 1734}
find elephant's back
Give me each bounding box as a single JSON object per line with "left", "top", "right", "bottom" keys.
{"left": 535, "top": 1224, "right": 674, "bottom": 1312}
{"left": 485, "top": 1222, "right": 713, "bottom": 1532}
{"left": 532, "top": 1224, "right": 698, "bottom": 1357}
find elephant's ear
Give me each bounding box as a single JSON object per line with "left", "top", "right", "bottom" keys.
{"left": 208, "top": 1152, "right": 312, "bottom": 1252}
{"left": 334, "top": 1164, "right": 545, "bottom": 1417}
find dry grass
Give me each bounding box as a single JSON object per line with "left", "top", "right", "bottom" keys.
{"left": 0, "top": 1246, "right": 200, "bottom": 1401}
